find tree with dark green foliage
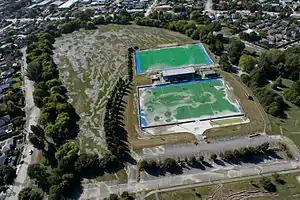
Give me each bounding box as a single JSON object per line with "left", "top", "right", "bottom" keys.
{"left": 284, "top": 80, "right": 300, "bottom": 106}
{"left": 198, "top": 155, "right": 204, "bottom": 162}
{"left": 26, "top": 61, "right": 42, "bottom": 82}
{"left": 219, "top": 54, "right": 231, "bottom": 72}
{"left": 149, "top": 160, "right": 158, "bottom": 168}
{"left": 0, "top": 165, "right": 16, "bottom": 186}
{"left": 27, "top": 164, "right": 50, "bottom": 186}
{"left": 74, "top": 153, "right": 100, "bottom": 176}
{"left": 259, "top": 177, "right": 276, "bottom": 192}
{"left": 209, "top": 39, "right": 224, "bottom": 56}
{"left": 140, "top": 160, "right": 148, "bottom": 171}
{"left": 163, "top": 158, "right": 177, "bottom": 170}
{"left": 210, "top": 154, "right": 217, "bottom": 161}
{"left": 120, "top": 191, "right": 135, "bottom": 200}
{"left": 33, "top": 87, "right": 49, "bottom": 108}
{"left": 228, "top": 39, "right": 245, "bottom": 65}
{"left": 92, "top": 16, "right": 106, "bottom": 25}
{"left": 188, "top": 155, "right": 197, "bottom": 165}
{"left": 29, "top": 133, "right": 45, "bottom": 150}
{"left": 272, "top": 173, "right": 286, "bottom": 185}
{"left": 239, "top": 54, "right": 257, "bottom": 73}
{"left": 86, "top": 21, "right": 96, "bottom": 30}
{"left": 241, "top": 74, "right": 251, "bottom": 86}
{"left": 18, "top": 187, "right": 43, "bottom": 200}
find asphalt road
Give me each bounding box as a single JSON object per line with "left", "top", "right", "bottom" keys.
{"left": 205, "top": 0, "right": 212, "bottom": 12}
{"left": 5, "top": 47, "right": 40, "bottom": 200}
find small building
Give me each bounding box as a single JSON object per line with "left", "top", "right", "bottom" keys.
{"left": 154, "top": 5, "right": 172, "bottom": 12}
{"left": 0, "top": 115, "right": 10, "bottom": 127}
{"left": 201, "top": 70, "right": 217, "bottom": 79}
{"left": 162, "top": 67, "right": 195, "bottom": 82}
{"left": 58, "top": 0, "right": 79, "bottom": 9}
{"left": 207, "top": 12, "right": 215, "bottom": 20}
{"left": 126, "top": 9, "right": 145, "bottom": 14}
{"left": 151, "top": 75, "right": 159, "bottom": 83}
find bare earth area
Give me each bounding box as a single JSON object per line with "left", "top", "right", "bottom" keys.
{"left": 53, "top": 24, "right": 194, "bottom": 153}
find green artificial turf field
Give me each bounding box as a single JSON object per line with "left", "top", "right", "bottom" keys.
{"left": 136, "top": 44, "right": 212, "bottom": 73}
{"left": 139, "top": 79, "right": 241, "bottom": 127}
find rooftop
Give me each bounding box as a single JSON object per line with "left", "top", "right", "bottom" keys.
{"left": 59, "top": 0, "right": 79, "bottom": 8}
{"left": 162, "top": 67, "right": 195, "bottom": 77}
{"left": 201, "top": 70, "right": 216, "bottom": 75}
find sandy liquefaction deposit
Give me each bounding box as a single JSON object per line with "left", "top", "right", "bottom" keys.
{"left": 52, "top": 24, "right": 194, "bottom": 154}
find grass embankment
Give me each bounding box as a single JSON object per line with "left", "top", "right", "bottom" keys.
{"left": 204, "top": 71, "right": 270, "bottom": 140}
{"left": 146, "top": 172, "right": 300, "bottom": 200}
{"left": 95, "top": 168, "right": 128, "bottom": 184}
{"left": 130, "top": 132, "right": 195, "bottom": 149}
{"left": 210, "top": 117, "right": 244, "bottom": 126}
{"left": 268, "top": 78, "right": 300, "bottom": 147}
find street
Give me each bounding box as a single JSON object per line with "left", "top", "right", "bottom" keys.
{"left": 145, "top": 0, "right": 158, "bottom": 17}
{"left": 5, "top": 47, "right": 40, "bottom": 200}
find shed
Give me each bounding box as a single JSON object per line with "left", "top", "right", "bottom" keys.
{"left": 201, "top": 70, "right": 217, "bottom": 79}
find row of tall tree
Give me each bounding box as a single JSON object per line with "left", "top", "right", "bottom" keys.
{"left": 104, "top": 78, "right": 131, "bottom": 162}
{"left": 127, "top": 47, "right": 134, "bottom": 81}
{"left": 21, "top": 24, "right": 84, "bottom": 199}
{"left": 219, "top": 142, "right": 270, "bottom": 161}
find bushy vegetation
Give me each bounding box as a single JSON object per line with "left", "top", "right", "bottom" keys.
{"left": 127, "top": 47, "right": 134, "bottom": 81}
{"left": 18, "top": 187, "right": 43, "bottom": 200}
{"left": 22, "top": 12, "right": 134, "bottom": 199}
{"left": 104, "top": 192, "right": 134, "bottom": 200}
{"left": 0, "top": 165, "right": 16, "bottom": 186}
{"left": 219, "top": 142, "right": 270, "bottom": 161}
{"left": 284, "top": 80, "right": 300, "bottom": 106}
{"left": 277, "top": 142, "right": 293, "bottom": 159}
{"left": 134, "top": 11, "right": 224, "bottom": 55}
{"left": 240, "top": 46, "right": 300, "bottom": 117}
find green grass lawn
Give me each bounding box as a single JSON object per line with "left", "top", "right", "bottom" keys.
{"left": 210, "top": 117, "right": 244, "bottom": 126}
{"left": 221, "top": 27, "right": 235, "bottom": 36}
{"left": 145, "top": 173, "right": 300, "bottom": 200}
{"left": 94, "top": 169, "right": 127, "bottom": 183}
{"left": 267, "top": 79, "right": 300, "bottom": 147}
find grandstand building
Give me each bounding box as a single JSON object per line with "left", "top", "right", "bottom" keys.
{"left": 162, "top": 67, "right": 195, "bottom": 82}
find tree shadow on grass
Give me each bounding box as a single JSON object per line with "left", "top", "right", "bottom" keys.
{"left": 226, "top": 150, "right": 283, "bottom": 165}
{"left": 186, "top": 162, "right": 206, "bottom": 170}
{"left": 214, "top": 159, "right": 226, "bottom": 166}
{"left": 146, "top": 167, "right": 166, "bottom": 177}
{"left": 202, "top": 161, "right": 213, "bottom": 168}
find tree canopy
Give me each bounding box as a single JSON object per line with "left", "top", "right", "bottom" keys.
{"left": 228, "top": 38, "right": 245, "bottom": 65}
{"left": 18, "top": 187, "right": 43, "bottom": 200}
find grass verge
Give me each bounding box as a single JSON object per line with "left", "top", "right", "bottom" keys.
{"left": 146, "top": 172, "right": 300, "bottom": 200}
{"left": 130, "top": 132, "right": 195, "bottom": 149}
